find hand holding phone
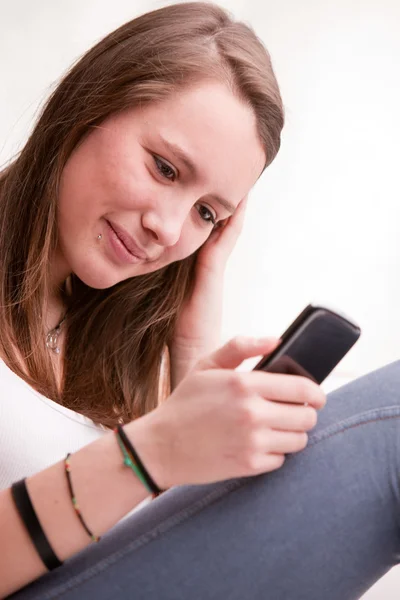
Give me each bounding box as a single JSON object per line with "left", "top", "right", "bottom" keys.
{"left": 253, "top": 304, "right": 361, "bottom": 384}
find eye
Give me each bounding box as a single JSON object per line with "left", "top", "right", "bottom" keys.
{"left": 197, "top": 204, "right": 217, "bottom": 226}
{"left": 153, "top": 155, "right": 177, "bottom": 181}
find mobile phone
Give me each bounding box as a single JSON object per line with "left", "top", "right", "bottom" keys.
{"left": 253, "top": 304, "right": 361, "bottom": 384}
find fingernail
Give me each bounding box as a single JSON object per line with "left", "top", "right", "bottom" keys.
{"left": 256, "top": 337, "right": 274, "bottom": 343}
{"left": 239, "top": 336, "right": 274, "bottom": 346}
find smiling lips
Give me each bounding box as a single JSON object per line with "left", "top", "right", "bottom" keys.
{"left": 107, "top": 220, "right": 150, "bottom": 259}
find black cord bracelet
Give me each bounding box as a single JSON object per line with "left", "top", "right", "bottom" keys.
{"left": 116, "top": 424, "right": 164, "bottom": 496}
{"left": 11, "top": 478, "right": 63, "bottom": 571}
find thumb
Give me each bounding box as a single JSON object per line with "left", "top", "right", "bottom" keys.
{"left": 197, "top": 336, "right": 279, "bottom": 371}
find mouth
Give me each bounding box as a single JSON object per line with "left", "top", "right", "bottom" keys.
{"left": 106, "top": 220, "right": 149, "bottom": 260}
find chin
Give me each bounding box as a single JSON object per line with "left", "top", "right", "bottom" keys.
{"left": 72, "top": 258, "right": 164, "bottom": 290}
{"left": 74, "top": 267, "right": 121, "bottom": 289}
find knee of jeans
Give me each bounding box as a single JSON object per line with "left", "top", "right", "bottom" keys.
{"left": 315, "top": 360, "right": 400, "bottom": 432}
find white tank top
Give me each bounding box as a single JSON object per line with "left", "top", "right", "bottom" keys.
{"left": 0, "top": 359, "right": 110, "bottom": 490}
{"left": 0, "top": 360, "right": 152, "bottom": 515}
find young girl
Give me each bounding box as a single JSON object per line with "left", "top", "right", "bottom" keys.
{"left": 1, "top": 3, "right": 399, "bottom": 599}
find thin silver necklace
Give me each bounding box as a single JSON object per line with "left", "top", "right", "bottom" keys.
{"left": 46, "top": 312, "right": 68, "bottom": 355}
{"left": 46, "top": 233, "right": 103, "bottom": 354}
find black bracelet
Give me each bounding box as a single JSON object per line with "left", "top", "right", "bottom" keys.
{"left": 116, "top": 424, "right": 164, "bottom": 496}
{"left": 11, "top": 478, "right": 63, "bottom": 571}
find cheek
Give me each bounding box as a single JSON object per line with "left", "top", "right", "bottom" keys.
{"left": 169, "top": 225, "right": 210, "bottom": 262}
{"left": 57, "top": 166, "right": 90, "bottom": 234}
{"left": 98, "top": 138, "right": 152, "bottom": 211}
{"left": 103, "top": 163, "right": 144, "bottom": 209}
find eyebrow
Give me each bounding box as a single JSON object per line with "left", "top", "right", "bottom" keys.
{"left": 157, "top": 134, "right": 236, "bottom": 215}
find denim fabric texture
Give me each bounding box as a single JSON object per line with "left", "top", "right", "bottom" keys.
{"left": 9, "top": 360, "right": 400, "bottom": 600}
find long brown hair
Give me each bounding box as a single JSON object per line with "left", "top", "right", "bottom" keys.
{"left": 0, "top": 2, "right": 284, "bottom": 428}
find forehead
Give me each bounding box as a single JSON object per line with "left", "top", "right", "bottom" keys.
{"left": 131, "top": 82, "right": 266, "bottom": 205}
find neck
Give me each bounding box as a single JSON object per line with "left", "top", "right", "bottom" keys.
{"left": 46, "top": 275, "right": 72, "bottom": 332}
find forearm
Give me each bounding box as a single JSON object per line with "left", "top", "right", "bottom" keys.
{"left": 170, "top": 357, "right": 197, "bottom": 390}
{"left": 170, "top": 347, "right": 222, "bottom": 390}
{"left": 169, "top": 324, "right": 222, "bottom": 391}
{"left": 0, "top": 416, "right": 161, "bottom": 598}
{"left": 169, "top": 346, "right": 211, "bottom": 391}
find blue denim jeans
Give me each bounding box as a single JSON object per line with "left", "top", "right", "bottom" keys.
{"left": 9, "top": 360, "right": 400, "bottom": 600}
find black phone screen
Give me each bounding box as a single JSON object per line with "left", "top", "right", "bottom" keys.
{"left": 254, "top": 307, "right": 361, "bottom": 384}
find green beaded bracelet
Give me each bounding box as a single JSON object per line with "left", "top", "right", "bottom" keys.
{"left": 114, "top": 429, "right": 155, "bottom": 496}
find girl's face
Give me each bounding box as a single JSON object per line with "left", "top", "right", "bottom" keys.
{"left": 56, "top": 81, "right": 266, "bottom": 289}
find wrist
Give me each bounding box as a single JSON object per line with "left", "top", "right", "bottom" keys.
{"left": 170, "top": 357, "right": 197, "bottom": 390}
{"left": 169, "top": 344, "right": 216, "bottom": 389}
{"left": 124, "top": 410, "right": 175, "bottom": 491}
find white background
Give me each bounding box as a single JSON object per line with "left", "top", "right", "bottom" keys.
{"left": 1, "top": 0, "right": 400, "bottom": 597}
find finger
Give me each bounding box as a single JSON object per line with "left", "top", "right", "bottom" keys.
{"left": 230, "top": 194, "right": 248, "bottom": 226}
{"left": 263, "top": 401, "right": 318, "bottom": 432}
{"left": 262, "top": 429, "right": 309, "bottom": 455}
{"left": 247, "top": 453, "right": 286, "bottom": 475}
{"left": 219, "top": 195, "right": 248, "bottom": 243}
{"left": 241, "top": 371, "right": 326, "bottom": 410}
{"left": 206, "top": 195, "right": 248, "bottom": 256}
{"left": 197, "top": 336, "right": 280, "bottom": 371}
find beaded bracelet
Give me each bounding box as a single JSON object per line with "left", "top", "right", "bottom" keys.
{"left": 114, "top": 429, "right": 154, "bottom": 494}
{"left": 116, "top": 425, "right": 164, "bottom": 496}
{"left": 114, "top": 426, "right": 163, "bottom": 498}
{"left": 64, "top": 453, "right": 101, "bottom": 543}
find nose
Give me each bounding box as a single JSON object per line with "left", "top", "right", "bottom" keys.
{"left": 141, "top": 208, "right": 186, "bottom": 247}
